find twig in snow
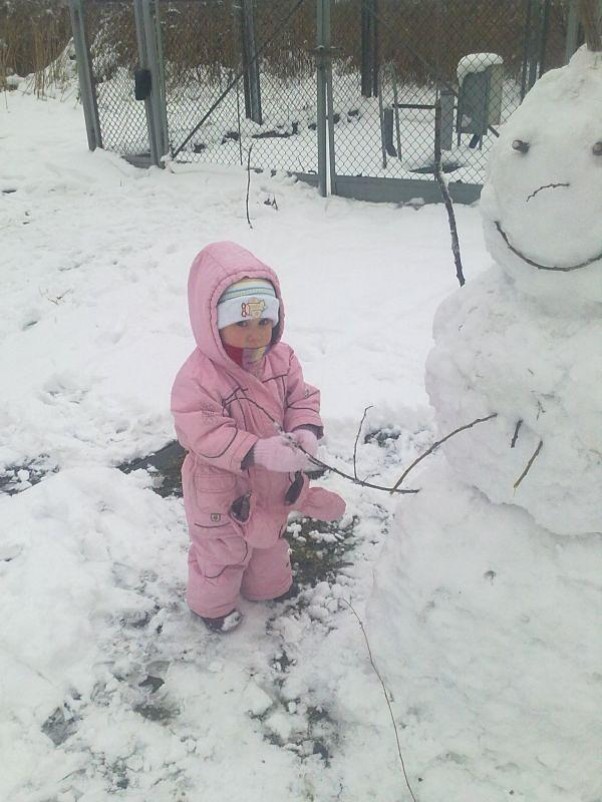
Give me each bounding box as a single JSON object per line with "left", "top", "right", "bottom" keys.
{"left": 305, "top": 452, "right": 419, "bottom": 495}
{"left": 391, "top": 413, "right": 498, "bottom": 493}
{"left": 353, "top": 405, "right": 373, "bottom": 480}
{"left": 246, "top": 143, "right": 254, "bottom": 230}
{"left": 513, "top": 439, "right": 543, "bottom": 489}
{"left": 229, "top": 390, "right": 418, "bottom": 495}
{"left": 510, "top": 419, "right": 523, "bottom": 448}
{"left": 434, "top": 100, "right": 465, "bottom": 288}
{"left": 232, "top": 391, "right": 501, "bottom": 498}
{"left": 342, "top": 599, "right": 419, "bottom": 802}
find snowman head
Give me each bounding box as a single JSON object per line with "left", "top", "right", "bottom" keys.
{"left": 480, "top": 47, "right": 602, "bottom": 307}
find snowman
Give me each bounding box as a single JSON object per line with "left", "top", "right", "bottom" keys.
{"left": 427, "top": 44, "right": 602, "bottom": 537}
{"left": 367, "top": 46, "right": 602, "bottom": 802}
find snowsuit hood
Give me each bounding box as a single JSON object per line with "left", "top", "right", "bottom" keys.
{"left": 187, "top": 242, "right": 285, "bottom": 368}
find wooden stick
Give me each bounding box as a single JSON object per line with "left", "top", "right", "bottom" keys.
{"left": 391, "top": 413, "right": 498, "bottom": 492}
{"left": 510, "top": 419, "right": 523, "bottom": 448}
{"left": 434, "top": 100, "right": 465, "bottom": 288}
{"left": 513, "top": 439, "right": 543, "bottom": 489}
{"left": 353, "top": 405, "right": 373, "bottom": 480}
{"left": 246, "top": 143, "right": 254, "bottom": 229}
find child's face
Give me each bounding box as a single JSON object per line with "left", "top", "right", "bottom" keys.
{"left": 220, "top": 318, "right": 274, "bottom": 349}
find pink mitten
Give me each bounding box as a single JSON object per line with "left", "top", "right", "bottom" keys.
{"left": 253, "top": 435, "right": 310, "bottom": 473}
{"left": 291, "top": 429, "right": 318, "bottom": 458}
{"left": 298, "top": 487, "right": 346, "bottom": 521}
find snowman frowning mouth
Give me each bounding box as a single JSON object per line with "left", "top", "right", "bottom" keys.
{"left": 494, "top": 220, "right": 602, "bottom": 272}
{"left": 494, "top": 137, "right": 602, "bottom": 272}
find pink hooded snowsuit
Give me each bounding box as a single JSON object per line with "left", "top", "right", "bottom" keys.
{"left": 171, "top": 242, "right": 345, "bottom": 619}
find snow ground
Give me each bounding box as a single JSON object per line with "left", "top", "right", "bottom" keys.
{"left": 1, "top": 88, "right": 494, "bottom": 802}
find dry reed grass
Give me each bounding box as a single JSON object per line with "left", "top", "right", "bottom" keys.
{"left": 0, "top": 0, "right": 71, "bottom": 94}
{"left": 0, "top": 0, "right": 571, "bottom": 97}
{"left": 578, "top": 0, "right": 602, "bottom": 50}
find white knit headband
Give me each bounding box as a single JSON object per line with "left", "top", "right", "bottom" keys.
{"left": 217, "top": 278, "right": 280, "bottom": 330}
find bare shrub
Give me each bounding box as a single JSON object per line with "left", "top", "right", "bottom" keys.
{"left": 0, "top": 0, "right": 71, "bottom": 93}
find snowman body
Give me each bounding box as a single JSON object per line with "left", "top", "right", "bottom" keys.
{"left": 429, "top": 47, "right": 602, "bottom": 536}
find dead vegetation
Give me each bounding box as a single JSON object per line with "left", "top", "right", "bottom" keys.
{"left": 0, "top": 0, "right": 71, "bottom": 92}
{"left": 2, "top": 0, "right": 572, "bottom": 97}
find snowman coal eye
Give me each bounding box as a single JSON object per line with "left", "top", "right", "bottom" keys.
{"left": 593, "top": 141, "right": 602, "bottom": 156}
{"left": 512, "top": 139, "right": 530, "bottom": 154}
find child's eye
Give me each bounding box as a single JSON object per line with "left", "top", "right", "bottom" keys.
{"left": 259, "top": 318, "right": 272, "bottom": 326}
{"left": 236, "top": 321, "right": 249, "bottom": 328}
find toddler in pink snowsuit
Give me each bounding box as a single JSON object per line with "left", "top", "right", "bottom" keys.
{"left": 171, "top": 242, "right": 345, "bottom": 632}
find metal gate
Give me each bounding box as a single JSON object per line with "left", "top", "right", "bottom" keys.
{"left": 161, "top": 0, "right": 319, "bottom": 182}
{"left": 70, "top": 0, "right": 155, "bottom": 164}
{"left": 69, "top": 0, "right": 579, "bottom": 204}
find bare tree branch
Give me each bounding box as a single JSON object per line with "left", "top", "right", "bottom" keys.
{"left": 306, "top": 452, "right": 419, "bottom": 495}
{"left": 434, "top": 100, "right": 465, "bottom": 287}
{"left": 232, "top": 391, "right": 500, "bottom": 499}
{"left": 391, "top": 413, "right": 498, "bottom": 493}
{"left": 342, "top": 600, "right": 419, "bottom": 802}
{"left": 230, "top": 391, "right": 418, "bottom": 494}
{"left": 246, "top": 143, "right": 254, "bottom": 229}
{"left": 513, "top": 439, "right": 543, "bottom": 489}
{"left": 353, "top": 405, "right": 373, "bottom": 480}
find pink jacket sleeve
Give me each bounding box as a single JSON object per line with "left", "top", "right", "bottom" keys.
{"left": 283, "top": 351, "right": 324, "bottom": 436}
{"left": 171, "top": 371, "right": 258, "bottom": 475}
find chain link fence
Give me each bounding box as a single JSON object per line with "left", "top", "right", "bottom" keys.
{"left": 83, "top": 0, "right": 150, "bottom": 158}
{"left": 329, "top": 0, "right": 571, "bottom": 199}
{"left": 68, "top": 0, "right": 578, "bottom": 202}
{"left": 162, "top": 0, "right": 319, "bottom": 178}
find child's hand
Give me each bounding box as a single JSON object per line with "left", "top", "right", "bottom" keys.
{"left": 290, "top": 429, "right": 318, "bottom": 458}
{"left": 253, "top": 436, "right": 311, "bottom": 472}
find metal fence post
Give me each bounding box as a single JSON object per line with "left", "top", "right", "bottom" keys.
{"left": 316, "top": 0, "right": 328, "bottom": 196}
{"left": 537, "top": 0, "right": 552, "bottom": 78}
{"left": 564, "top": 0, "right": 580, "bottom": 62}
{"left": 527, "top": 1, "right": 540, "bottom": 90}
{"left": 68, "top": 0, "right": 102, "bottom": 151}
{"left": 134, "top": 0, "right": 169, "bottom": 167}
{"left": 324, "top": 1, "right": 336, "bottom": 194}
{"left": 239, "top": 0, "right": 263, "bottom": 124}
{"left": 317, "top": 0, "right": 335, "bottom": 196}
{"left": 439, "top": 87, "right": 454, "bottom": 152}
{"left": 144, "top": 0, "right": 169, "bottom": 161}
{"left": 133, "top": 0, "right": 156, "bottom": 165}
{"left": 361, "top": 0, "right": 379, "bottom": 98}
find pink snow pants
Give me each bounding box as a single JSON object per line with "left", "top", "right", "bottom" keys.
{"left": 180, "top": 456, "right": 306, "bottom": 618}
{"left": 186, "top": 529, "right": 292, "bottom": 619}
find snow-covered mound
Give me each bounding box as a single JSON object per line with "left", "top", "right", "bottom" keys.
{"left": 426, "top": 263, "right": 602, "bottom": 535}
{"left": 367, "top": 45, "right": 602, "bottom": 802}
{"left": 481, "top": 47, "right": 602, "bottom": 307}
{"left": 368, "top": 461, "right": 601, "bottom": 802}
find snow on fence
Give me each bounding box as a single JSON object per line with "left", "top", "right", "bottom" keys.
{"left": 66, "top": 0, "right": 575, "bottom": 204}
